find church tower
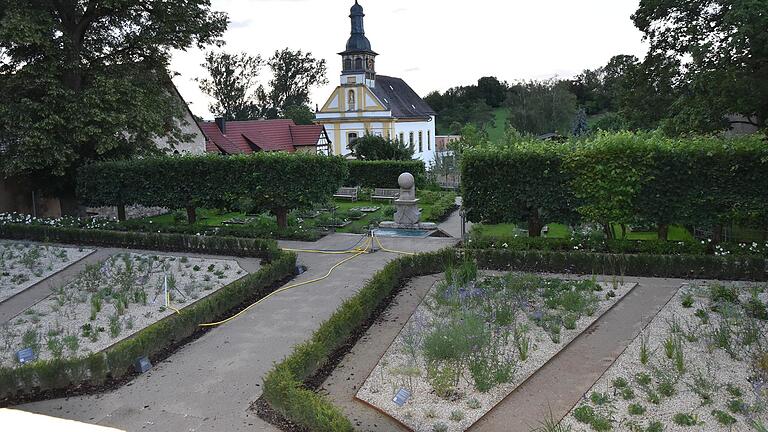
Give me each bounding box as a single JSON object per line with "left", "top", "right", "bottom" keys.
{"left": 339, "top": 0, "right": 377, "bottom": 88}
{"left": 316, "top": 1, "right": 436, "bottom": 163}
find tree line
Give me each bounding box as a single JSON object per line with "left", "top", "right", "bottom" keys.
{"left": 427, "top": 0, "right": 767, "bottom": 137}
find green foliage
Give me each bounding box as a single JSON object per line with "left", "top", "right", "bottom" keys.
{"left": 711, "top": 409, "right": 736, "bottom": 426}
{"left": 628, "top": 403, "right": 646, "bottom": 416}
{"left": 573, "top": 405, "right": 595, "bottom": 424}
{"left": 78, "top": 153, "right": 348, "bottom": 227}
{"left": 345, "top": 160, "right": 426, "bottom": 188}
{"left": 197, "top": 51, "right": 265, "bottom": 121}
{"left": 672, "top": 413, "right": 699, "bottom": 427}
{"left": 462, "top": 132, "right": 768, "bottom": 241}
{"left": 0, "top": 0, "right": 227, "bottom": 200}
{"left": 266, "top": 48, "right": 328, "bottom": 115}
{"left": 462, "top": 141, "right": 578, "bottom": 236}
{"left": 348, "top": 134, "right": 415, "bottom": 161}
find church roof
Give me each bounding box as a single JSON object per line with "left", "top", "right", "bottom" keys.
{"left": 371, "top": 75, "right": 436, "bottom": 119}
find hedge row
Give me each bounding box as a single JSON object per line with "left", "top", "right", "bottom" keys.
{"left": 261, "top": 248, "right": 766, "bottom": 431}
{"left": 345, "top": 160, "right": 426, "bottom": 188}
{"left": 262, "top": 249, "right": 454, "bottom": 431}
{"left": 467, "top": 230, "right": 768, "bottom": 258}
{"left": 462, "top": 132, "right": 768, "bottom": 239}
{"left": 0, "top": 250, "right": 297, "bottom": 400}
{"left": 0, "top": 224, "right": 281, "bottom": 261}
{"left": 77, "top": 153, "right": 348, "bottom": 226}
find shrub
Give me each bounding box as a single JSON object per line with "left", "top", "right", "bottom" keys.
{"left": 673, "top": 413, "right": 699, "bottom": 426}
{"left": 573, "top": 405, "right": 595, "bottom": 424}
{"left": 345, "top": 160, "right": 426, "bottom": 188}
{"left": 628, "top": 403, "right": 646, "bottom": 415}
{"left": 78, "top": 153, "right": 348, "bottom": 227}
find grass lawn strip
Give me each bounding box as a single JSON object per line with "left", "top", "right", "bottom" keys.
{"left": 0, "top": 252, "right": 245, "bottom": 368}
{"left": 0, "top": 241, "right": 93, "bottom": 304}
{"left": 562, "top": 281, "right": 768, "bottom": 431}
{"left": 356, "top": 265, "right": 637, "bottom": 432}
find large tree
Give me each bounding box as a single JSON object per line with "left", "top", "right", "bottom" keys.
{"left": 267, "top": 49, "right": 328, "bottom": 116}
{"left": 198, "top": 51, "right": 264, "bottom": 121}
{"left": 633, "top": 0, "right": 768, "bottom": 132}
{"left": 0, "top": 0, "right": 227, "bottom": 212}
{"left": 505, "top": 79, "right": 577, "bottom": 135}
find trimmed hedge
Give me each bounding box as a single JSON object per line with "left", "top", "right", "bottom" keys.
{"left": 0, "top": 224, "right": 281, "bottom": 261}
{"left": 345, "top": 160, "right": 426, "bottom": 188}
{"left": 462, "top": 132, "right": 768, "bottom": 239}
{"left": 0, "top": 250, "right": 297, "bottom": 400}
{"left": 78, "top": 153, "right": 348, "bottom": 226}
{"left": 261, "top": 247, "right": 766, "bottom": 430}
{"left": 262, "top": 249, "right": 454, "bottom": 431}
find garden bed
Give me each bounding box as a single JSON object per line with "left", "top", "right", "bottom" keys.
{"left": 0, "top": 252, "right": 246, "bottom": 368}
{"left": 0, "top": 241, "right": 93, "bottom": 304}
{"left": 355, "top": 264, "right": 637, "bottom": 432}
{"left": 562, "top": 281, "right": 768, "bottom": 431}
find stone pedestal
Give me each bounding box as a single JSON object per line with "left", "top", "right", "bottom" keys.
{"left": 379, "top": 172, "right": 438, "bottom": 230}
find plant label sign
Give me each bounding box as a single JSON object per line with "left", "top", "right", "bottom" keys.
{"left": 134, "top": 356, "right": 152, "bottom": 374}
{"left": 16, "top": 347, "right": 36, "bottom": 364}
{"left": 392, "top": 388, "right": 411, "bottom": 407}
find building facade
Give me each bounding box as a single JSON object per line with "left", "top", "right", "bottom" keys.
{"left": 315, "top": 1, "right": 437, "bottom": 165}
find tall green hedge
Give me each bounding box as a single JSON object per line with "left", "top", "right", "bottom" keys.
{"left": 78, "top": 153, "right": 348, "bottom": 227}
{"left": 462, "top": 142, "right": 578, "bottom": 236}
{"left": 462, "top": 132, "right": 768, "bottom": 240}
{"left": 0, "top": 250, "right": 296, "bottom": 400}
{"left": 345, "top": 160, "right": 426, "bottom": 188}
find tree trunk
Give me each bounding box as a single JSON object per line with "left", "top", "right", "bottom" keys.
{"left": 186, "top": 206, "right": 197, "bottom": 224}
{"left": 117, "top": 205, "right": 126, "bottom": 222}
{"left": 712, "top": 224, "right": 724, "bottom": 244}
{"left": 275, "top": 208, "right": 288, "bottom": 229}
{"left": 658, "top": 223, "right": 669, "bottom": 241}
{"left": 528, "top": 213, "right": 542, "bottom": 237}
{"left": 602, "top": 222, "right": 613, "bottom": 240}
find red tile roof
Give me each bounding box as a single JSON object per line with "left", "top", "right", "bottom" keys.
{"left": 198, "top": 119, "right": 327, "bottom": 154}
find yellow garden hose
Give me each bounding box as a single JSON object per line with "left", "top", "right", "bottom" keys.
{"left": 198, "top": 237, "right": 372, "bottom": 327}
{"left": 373, "top": 235, "right": 416, "bottom": 256}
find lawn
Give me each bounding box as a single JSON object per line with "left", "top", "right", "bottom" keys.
{"left": 485, "top": 107, "right": 510, "bottom": 142}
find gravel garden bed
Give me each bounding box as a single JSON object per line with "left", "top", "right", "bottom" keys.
{"left": 356, "top": 262, "right": 637, "bottom": 432}
{"left": 0, "top": 241, "right": 93, "bottom": 303}
{"left": 0, "top": 252, "right": 245, "bottom": 368}
{"left": 562, "top": 281, "right": 768, "bottom": 432}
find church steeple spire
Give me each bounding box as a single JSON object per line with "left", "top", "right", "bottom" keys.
{"left": 339, "top": 1, "right": 377, "bottom": 86}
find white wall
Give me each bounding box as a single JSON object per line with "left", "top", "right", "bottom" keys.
{"left": 394, "top": 116, "right": 436, "bottom": 166}
{"left": 153, "top": 107, "right": 206, "bottom": 155}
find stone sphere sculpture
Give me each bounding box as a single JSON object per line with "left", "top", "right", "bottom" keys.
{"left": 398, "top": 172, "right": 415, "bottom": 190}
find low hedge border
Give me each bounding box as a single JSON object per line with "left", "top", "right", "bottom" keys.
{"left": 0, "top": 224, "right": 281, "bottom": 261}
{"left": 259, "top": 248, "right": 767, "bottom": 431}
{"left": 0, "top": 250, "right": 297, "bottom": 402}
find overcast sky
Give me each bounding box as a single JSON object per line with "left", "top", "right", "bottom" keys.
{"left": 170, "top": 0, "right": 648, "bottom": 120}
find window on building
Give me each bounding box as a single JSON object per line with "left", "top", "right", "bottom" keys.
{"left": 355, "top": 57, "right": 363, "bottom": 70}
{"left": 344, "top": 58, "right": 352, "bottom": 70}
{"left": 418, "top": 131, "right": 423, "bottom": 152}
{"left": 399, "top": 132, "right": 405, "bottom": 144}
{"left": 427, "top": 130, "right": 431, "bottom": 150}
{"left": 347, "top": 90, "right": 356, "bottom": 111}
{"left": 409, "top": 132, "right": 415, "bottom": 149}
{"left": 348, "top": 132, "right": 358, "bottom": 146}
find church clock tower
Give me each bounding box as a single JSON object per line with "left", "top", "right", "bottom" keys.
{"left": 339, "top": 0, "right": 377, "bottom": 88}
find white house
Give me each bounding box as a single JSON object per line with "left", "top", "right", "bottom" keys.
{"left": 315, "top": 1, "right": 437, "bottom": 165}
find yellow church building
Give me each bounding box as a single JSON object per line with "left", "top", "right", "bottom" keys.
{"left": 315, "top": 1, "right": 437, "bottom": 164}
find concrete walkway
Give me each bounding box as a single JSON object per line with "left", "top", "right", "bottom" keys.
{"left": 19, "top": 233, "right": 457, "bottom": 432}
{"left": 436, "top": 196, "right": 469, "bottom": 239}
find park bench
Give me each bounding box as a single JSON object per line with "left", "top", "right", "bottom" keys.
{"left": 334, "top": 186, "right": 359, "bottom": 201}
{"left": 371, "top": 188, "right": 400, "bottom": 202}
